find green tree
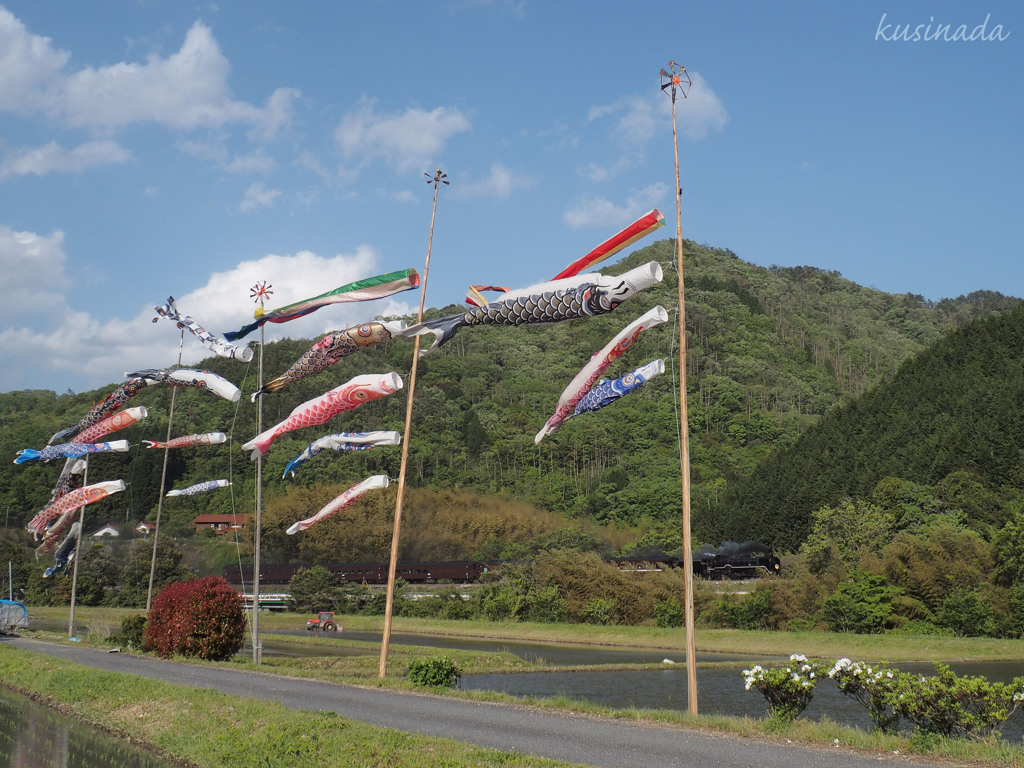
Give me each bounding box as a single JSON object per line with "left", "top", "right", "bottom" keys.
{"left": 117, "top": 538, "right": 192, "bottom": 608}
{"left": 993, "top": 506, "right": 1024, "bottom": 586}
{"left": 818, "top": 570, "right": 900, "bottom": 633}
{"left": 288, "top": 565, "right": 342, "bottom": 613}
{"left": 935, "top": 589, "right": 996, "bottom": 637}
{"left": 801, "top": 500, "right": 895, "bottom": 575}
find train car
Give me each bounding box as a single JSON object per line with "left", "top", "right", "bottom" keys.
{"left": 224, "top": 560, "right": 489, "bottom": 587}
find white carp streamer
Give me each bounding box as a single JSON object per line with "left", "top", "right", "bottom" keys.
{"left": 286, "top": 475, "right": 390, "bottom": 534}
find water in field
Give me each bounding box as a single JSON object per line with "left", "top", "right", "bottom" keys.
{"left": 0, "top": 685, "right": 178, "bottom": 767}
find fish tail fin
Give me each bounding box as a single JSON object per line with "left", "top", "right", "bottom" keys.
{"left": 14, "top": 449, "right": 40, "bottom": 464}
{"left": 250, "top": 376, "right": 285, "bottom": 403}
{"left": 242, "top": 430, "right": 275, "bottom": 461}
{"left": 48, "top": 427, "right": 76, "bottom": 445}
{"left": 404, "top": 314, "right": 463, "bottom": 355}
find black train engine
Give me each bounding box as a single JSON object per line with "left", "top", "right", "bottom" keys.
{"left": 692, "top": 541, "right": 781, "bottom": 580}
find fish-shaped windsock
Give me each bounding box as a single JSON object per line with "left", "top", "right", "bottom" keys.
{"left": 535, "top": 306, "right": 669, "bottom": 444}
{"left": 43, "top": 522, "right": 80, "bottom": 576}
{"left": 25, "top": 480, "right": 126, "bottom": 538}
{"left": 14, "top": 440, "right": 131, "bottom": 464}
{"left": 71, "top": 406, "right": 148, "bottom": 444}
{"left": 242, "top": 373, "right": 403, "bottom": 460}
{"left": 283, "top": 431, "right": 402, "bottom": 478}
{"left": 286, "top": 475, "right": 390, "bottom": 534}
{"left": 153, "top": 296, "right": 254, "bottom": 362}
{"left": 129, "top": 368, "right": 241, "bottom": 403}
{"left": 48, "top": 377, "right": 149, "bottom": 444}
{"left": 403, "top": 261, "right": 663, "bottom": 356}
{"left": 143, "top": 432, "right": 227, "bottom": 450}
{"left": 166, "top": 479, "right": 231, "bottom": 497}
{"left": 570, "top": 359, "right": 666, "bottom": 417}
{"left": 251, "top": 320, "right": 406, "bottom": 402}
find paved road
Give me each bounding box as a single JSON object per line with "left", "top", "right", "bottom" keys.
{"left": 4, "top": 636, "right": 954, "bottom": 768}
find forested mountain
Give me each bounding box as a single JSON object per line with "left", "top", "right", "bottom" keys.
{"left": 1, "top": 238, "right": 1018, "bottom": 565}
{"left": 718, "top": 301, "right": 1024, "bottom": 552}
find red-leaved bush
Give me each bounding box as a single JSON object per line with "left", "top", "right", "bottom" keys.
{"left": 144, "top": 575, "right": 246, "bottom": 660}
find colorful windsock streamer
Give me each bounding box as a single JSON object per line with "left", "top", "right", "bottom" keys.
{"left": 129, "top": 368, "right": 241, "bottom": 403}
{"left": 71, "top": 406, "right": 148, "bottom": 444}
{"left": 404, "top": 261, "right": 663, "bottom": 356}
{"left": 242, "top": 372, "right": 403, "bottom": 460}
{"left": 286, "top": 475, "right": 390, "bottom": 534}
{"left": 166, "top": 479, "right": 231, "bottom": 497}
{"left": 153, "top": 296, "right": 253, "bottom": 361}
{"left": 14, "top": 440, "right": 131, "bottom": 465}
{"left": 535, "top": 306, "right": 669, "bottom": 444}
{"left": 25, "top": 480, "right": 126, "bottom": 538}
{"left": 551, "top": 209, "right": 665, "bottom": 280}
{"left": 48, "top": 377, "right": 149, "bottom": 444}
{"left": 252, "top": 320, "right": 406, "bottom": 401}
{"left": 283, "top": 431, "right": 402, "bottom": 478}
{"left": 143, "top": 432, "right": 227, "bottom": 450}
{"left": 570, "top": 359, "right": 665, "bottom": 417}
{"left": 223, "top": 268, "right": 420, "bottom": 341}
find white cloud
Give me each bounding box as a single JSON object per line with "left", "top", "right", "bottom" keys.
{"left": 0, "top": 226, "right": 70, "bottom": 321}
{"left": 239, "top": 182, "right": 281, "bottom": 212}
{"left": 0, "top": 241, "right": 416, "bottom": 392}
{"left": 588, "top": 71, "right": 727, "bottom": 148}
{"left": 0, "top": 8, "right": 68, "bottom": 116}
{"left": 564, "top": 183, "right": 669, "bottom": 229}
{"left": 334, "top": 96, "right": 471, "bottom": 175}
{"left": 453, "top": 162, "right": 534, "bottom": 200}
{"left": 0, "top": 140, "right": 131, "bottom": 181}
{"left": 0, "top": 13, "right": 297, "bottom": 136}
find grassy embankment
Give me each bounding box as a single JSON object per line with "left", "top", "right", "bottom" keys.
{"left": 12, "top": 607, "right": 1024, "bottom": 766}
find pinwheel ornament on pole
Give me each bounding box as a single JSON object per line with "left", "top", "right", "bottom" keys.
{"left": 661, "top": 59, "right": 698, "bottom": 716}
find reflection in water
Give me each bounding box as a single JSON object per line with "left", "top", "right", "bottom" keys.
{"left": 0, "top": 686, "right": 177, "bottom": 768}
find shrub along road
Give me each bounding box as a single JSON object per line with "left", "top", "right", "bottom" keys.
{"left": 5, "top": 636, "right": 945, "bottom": 768}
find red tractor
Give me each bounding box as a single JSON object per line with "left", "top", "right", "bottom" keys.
{"left": 306, "top": 611, "right": 339, "bottom": 632}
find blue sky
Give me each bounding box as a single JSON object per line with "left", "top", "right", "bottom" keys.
{"left": 0, "top": 1, "right": 1020, "bottom": 393}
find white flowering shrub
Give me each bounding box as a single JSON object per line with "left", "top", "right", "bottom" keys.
{"left": 831, "top": 658, "right": 1024, "bottom": 740}
{"left": 742, "top": 654, "right": 824, "bottom": 722}
{"left": 828, "top": 657, "right": 900, "bottom": 733}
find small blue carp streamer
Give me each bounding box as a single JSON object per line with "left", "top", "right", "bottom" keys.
{"left": 283, "top": 431, "right": 402, "bottom": 478}
{"left": 571, "top": 359, "right": 665, "bottom": 417}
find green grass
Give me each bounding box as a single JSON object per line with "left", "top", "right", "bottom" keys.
{"left": 0, "top": 645, "right": 583, "bottom": 768}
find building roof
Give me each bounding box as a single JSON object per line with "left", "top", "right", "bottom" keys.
{"left": 193, "top": 514, "right": 251, "bottom": 525}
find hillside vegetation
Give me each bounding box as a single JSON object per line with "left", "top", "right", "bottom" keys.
{"left": 8, "top": 236, "right": 1024, "bottom": 636}
{"left": 3, "top": 239, "right": 1012, "bottom": 549}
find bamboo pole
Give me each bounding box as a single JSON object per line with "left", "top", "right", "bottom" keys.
{"left": 661, "top": 61, "right": 698, "bottom": 715}
{"left": 249, "top": 283, "right": 272, "bottom": 665}
{"left": 146, "top": 328, "right": 184, "bottom": 611}
{"left": 252, "top": 321, "right": 265, "bottom": 664}
{"left": 67, "top": 456, "right": 88, "bottom": 639}
{"left": 379, "top": 168, "right": 447, "bottom": 678}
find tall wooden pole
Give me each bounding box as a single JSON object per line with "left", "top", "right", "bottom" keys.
{"left": 147, "top": 328, "right": 185, "bottom": 611}
{"left": 249, "top": 281, "right": 272, "bottom": 665}
{"left": 661, "top": 61, "right": 698, "bottom": 715}
{"left": 67, "top": 456, "right": 88, "bottom": 639}
{"left": 379, "top": 168, "right": 448, "bottom": 678}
